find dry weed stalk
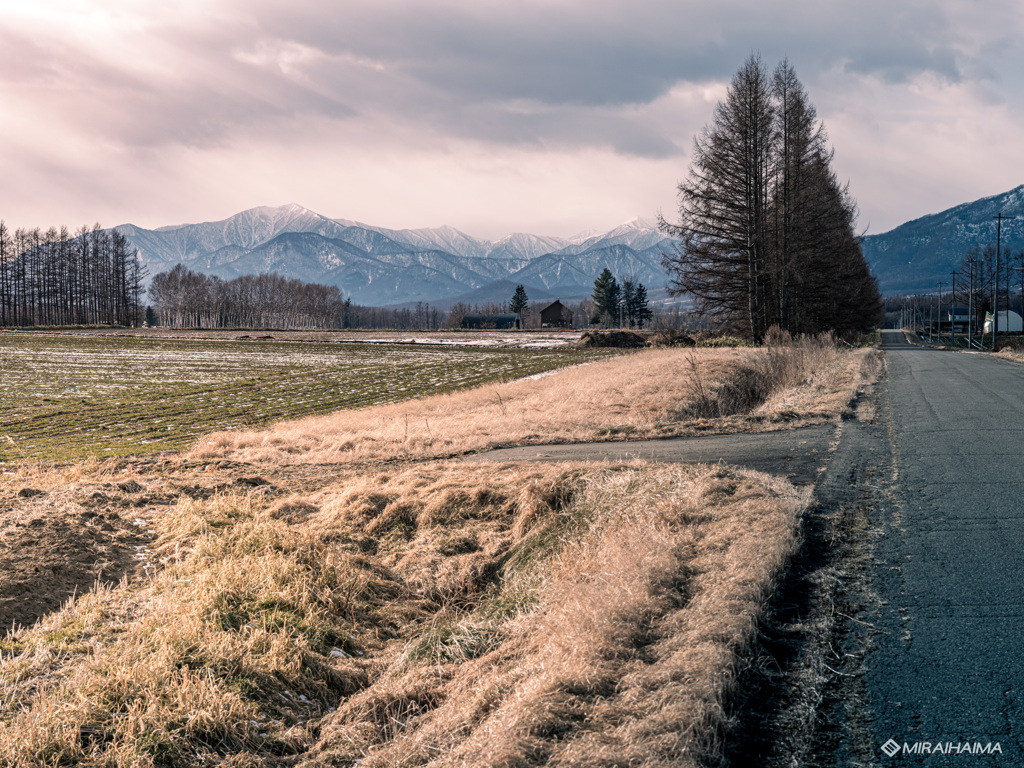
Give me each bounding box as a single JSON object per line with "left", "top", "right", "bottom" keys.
{"left": 0, "top": 334, "right": 876, "bottom": 766}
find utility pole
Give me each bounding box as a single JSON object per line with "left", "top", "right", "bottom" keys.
{"left": 937, "top": 281, "right": 943, "bottom": 344}
{"left": 966, "top": 256, "right": 979, "bottom": 348}
{"left": 950, "top": 270, "right": 957, "bottom": 348}
{"left": 994, "top": 212, "right": 1006, "bottom": 350}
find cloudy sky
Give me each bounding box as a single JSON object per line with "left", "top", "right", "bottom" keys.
{"left": 1, "top": 0, "right": 1022, "bottom": 240}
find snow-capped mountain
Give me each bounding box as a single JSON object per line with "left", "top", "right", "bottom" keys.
{"left": 117, "top": 206, "right": 674, "bottom": 306}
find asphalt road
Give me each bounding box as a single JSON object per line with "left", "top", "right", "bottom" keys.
{"left": 864, "top": 331, "right": 1024, "bottom": 762}
{"left": 463, "top": 424, "right": 835, "bottom": 484}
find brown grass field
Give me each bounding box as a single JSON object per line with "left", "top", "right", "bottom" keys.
{"left": 192, "top": 335, "right": 873, "bottom": 466}
{"left": 0, "top": 334, "right": 880, "bottom": 767}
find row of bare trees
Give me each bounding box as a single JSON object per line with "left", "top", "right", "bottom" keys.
{"left": 149, "top": 265, "right": 352, "bottom": 329}
{"left": 660, "top": 56, "right": 883, "bottom": 340}
{"left": 0, "top": 222, "right": 145, "bottom": 327}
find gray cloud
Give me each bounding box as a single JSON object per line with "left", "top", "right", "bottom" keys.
{"left": 211, "top": 0, "right": 1021, "bottom": 158}
{"left": 0, "top": 0, "right": 1021, "bottom": 235}
{"left": 5, "top": 0, "right": 1017, "bottom": 155}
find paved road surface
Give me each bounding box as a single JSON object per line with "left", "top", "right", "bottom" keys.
{"left": 864, "top": 331, "right": 1024, "bottom": 762}
{"left": 463, "top": 425, "right": 834, "bottom": 484}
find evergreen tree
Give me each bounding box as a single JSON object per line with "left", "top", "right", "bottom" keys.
{"left": 509, "top": 284, "right": 529, "bottom": 318}
{"left": 660, "top": 54, "right": 774, "bottom": 340}
{"left": 626, "top": 281, "right": 653, "bottom": 329}
{"left": 622, "top": 279, "right": 637, "bottom": 327}
{"left": 591, "top": 268, "right": 620, "bottom": 325}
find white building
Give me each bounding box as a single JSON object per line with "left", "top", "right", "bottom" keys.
{"left": 984, "top": 310, "right": 1023, "bottom": 333}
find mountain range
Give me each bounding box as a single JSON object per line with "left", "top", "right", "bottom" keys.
{"left": 116, "top": 206, "right": 675, "bottom": 307}
{"left": 115, "top": 185, "right": 1024, "bottom": 306}
{"left": 860, "top": 185, "right": 1024, "bottom": 295}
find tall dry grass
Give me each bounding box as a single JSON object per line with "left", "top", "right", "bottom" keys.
{"left": 306, "top": 464, "right": 808, "bottom": 768}
{"left": 0, "top": 462, "right": 808, "bottom": 767}
{"left": 190, "top": 338, "right": 869, "bottom": 466}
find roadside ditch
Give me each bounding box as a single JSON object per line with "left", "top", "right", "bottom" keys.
{"left": 721, "top": 358, "right": 896, "bottom": 766}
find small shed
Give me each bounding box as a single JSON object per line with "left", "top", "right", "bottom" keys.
{"left": 461, "top": 313, "right": 522, "bottom": 330}
{"left": 539, "top": 300, "right": 572, "bottom": 328}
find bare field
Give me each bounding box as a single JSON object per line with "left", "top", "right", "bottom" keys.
{"left": 0, "top": 332, "right": 610, "bottom": 463}
{"left": 9, "top": 327, "right": 584, "bottom": 348}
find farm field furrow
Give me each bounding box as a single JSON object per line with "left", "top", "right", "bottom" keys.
{"left": 0, "top": 333, "right": 612, "bottom": 462}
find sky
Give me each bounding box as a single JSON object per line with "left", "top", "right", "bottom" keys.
{"left": 0, "top": 0, "right": 1022, "bottom": 241}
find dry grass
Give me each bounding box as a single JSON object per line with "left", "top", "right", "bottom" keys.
{"left": 0, "top": 333, "right": 877, "bottom": 766}
{"left": 190, "top": 338, "right": 872, "bottom": 466}
{"left": 993, "top": 346, "right": 1024, "bottom": 364}
{"left": 0, "top": 461, "right": 807, "bottom": 767}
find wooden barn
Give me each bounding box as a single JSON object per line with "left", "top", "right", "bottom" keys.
{"left": 461, "top": 313, "right": 522, "bottom": 330}
{"left": 539, "top": 300, "right": 572, "bottom": 328}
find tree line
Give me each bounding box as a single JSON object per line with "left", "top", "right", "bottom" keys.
{"left": 149, "top": 265, "right": 351, "bottom": 329}
{"left": 0, "top": 222, "right": 145, "bottom": 327}
{"left": 660, "top": 56, "right": 883, "bottom": 340}
{"left": 149, "top": 266, "right": 609, "bottom": 330}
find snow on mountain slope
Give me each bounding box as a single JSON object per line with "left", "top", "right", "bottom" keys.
{"left": 349, "top": 223, "right": 490, "bottom": 260}
{"left": 485, "top": 232, "right": 571, "bottom": 261}
{"left": 119, "top": 204, "right": 352, "bottom": 266}
{"left": 117, "top": 209, "right": 675, "bottom": 306}
{"left": 509, "top": 244, "right": 668, "bottom": 292}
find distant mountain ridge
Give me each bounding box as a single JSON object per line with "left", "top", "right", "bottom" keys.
{"left": 119, "top": 188, "right": 1024, "bottom": 305}
{"left": 861, "top": 185, "right": 1024, "bottom": 294}
{"left": 117, "top": 206, "right": 673, "bottom": 306}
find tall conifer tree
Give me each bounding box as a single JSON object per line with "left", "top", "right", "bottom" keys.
{"left": 660, "top": 55, "right": 881, "bottom": 337}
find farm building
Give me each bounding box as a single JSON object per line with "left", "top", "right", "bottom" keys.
{"left": 539, "top": 300, "right": 573, "bottom": 328}
{"left": 461, "top": 313, "right": 522, "bottom": 330}
{"left": 948, "top": 306, "right": 970, "bottom": 331}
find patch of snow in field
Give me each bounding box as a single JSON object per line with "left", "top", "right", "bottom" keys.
{"left": 356, "top": 333, "right": 580, "bottom": 349}
{"left": 516, "top": 361, "right": 599, "bottom": 382}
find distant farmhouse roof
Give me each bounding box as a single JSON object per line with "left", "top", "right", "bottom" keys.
{"left": 539, "top": 300, "right": 572, "bottom": 328}
{"left": 461, "top": 313, "right": 522, "bottom": 330}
